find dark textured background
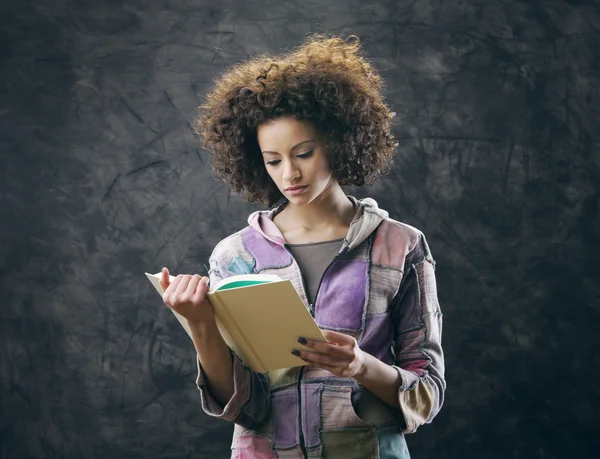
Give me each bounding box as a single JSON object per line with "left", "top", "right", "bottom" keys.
{"left": 1, "top": 0, "right": 599, "bottom": 458}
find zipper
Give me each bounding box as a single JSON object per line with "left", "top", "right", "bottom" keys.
{"left": 283, "top": 244, "right": 311, "bottom": 459}
{"left": 311, "top": 239, "right": 350, "bottom": 310}
{"left": 283, "top": 240, "right": 350, "bottom": 458}
{"left": 297, "top": 366, "right": 307, "bottom": 458}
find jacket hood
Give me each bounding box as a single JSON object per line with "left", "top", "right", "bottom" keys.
{"left": 247, "top": 196, "right": 389, "bottom": 252}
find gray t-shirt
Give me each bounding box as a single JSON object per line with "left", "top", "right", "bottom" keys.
{"left": 287, "top": 238, "right": 344, "bottom": 305}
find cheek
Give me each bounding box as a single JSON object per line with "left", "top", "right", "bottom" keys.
{"left": 316, "top": 162, "right": 333, "bottom": 182}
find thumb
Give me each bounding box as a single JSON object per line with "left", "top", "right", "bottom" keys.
{"left": 321, "top": 329, "right": 351, "bottom": 344}
{"left": 160, "top": 267, "right": 170, "bottom": 292}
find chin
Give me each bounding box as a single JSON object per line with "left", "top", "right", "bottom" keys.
{"left": 285, "top": 192, "right": 313, "bottom": 204}
{"left": 287, "top": 195, "right": 310, "bottom": 203}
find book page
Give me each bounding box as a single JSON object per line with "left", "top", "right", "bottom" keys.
{"left": 212, "top": 273, "right": 282, "bottom": 291}
{"left": 144, "top": 271, "right": 282, "bottom": 292}
{"left": 144, "top": 272, "right": 192, "bottom": 338}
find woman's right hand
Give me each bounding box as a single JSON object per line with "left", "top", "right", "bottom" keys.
{"left": 160, "top": 267, "right": 215, "bottom": 325}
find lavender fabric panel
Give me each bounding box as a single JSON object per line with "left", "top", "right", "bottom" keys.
{"left": 302, "top": 384, "right": 321, "bottom": 448}
{"left": 272, "top": 389, "right": 299, "bottom": 448}
{"left": 314, "top": 259, "right": 368, "bottom": 331}
{"left": 241, "top": 227, "right": 291, "bottom": 271}
{"left": 360, "top": 314, "right": 394, "bottom": 365}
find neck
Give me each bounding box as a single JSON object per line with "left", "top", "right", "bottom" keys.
{"left": 281, "top": 183, "right": 355, "bottom": 231}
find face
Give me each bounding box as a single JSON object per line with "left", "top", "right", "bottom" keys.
{"left": 257, "top": 116, "right": 336, "bottom": 205}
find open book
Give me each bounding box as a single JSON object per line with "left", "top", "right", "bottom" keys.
{"left": 145, "top": 272, "right": 326, "bottom": 373}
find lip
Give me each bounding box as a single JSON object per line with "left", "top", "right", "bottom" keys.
{"left": 285, "top": 185, "right": 308, "bottom": 195}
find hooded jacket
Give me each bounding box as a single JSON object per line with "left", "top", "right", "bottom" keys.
{"left": 196, "top": 196, "right": 445, "bottom": 459}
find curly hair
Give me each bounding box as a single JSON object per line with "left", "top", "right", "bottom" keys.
{"left": 193, "top": 34, "right": 398, "bottom": 206}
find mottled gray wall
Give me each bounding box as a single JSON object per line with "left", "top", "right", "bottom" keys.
{"left": 1, "top": 0, "right": 599, "bottom": 458}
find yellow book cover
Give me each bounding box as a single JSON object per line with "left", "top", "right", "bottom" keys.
{"left": 145, "top": 272, "right": 326, "bottom": 373}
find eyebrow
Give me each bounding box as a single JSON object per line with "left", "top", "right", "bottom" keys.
{"left": 261, "top": 140, "right": 315, "bottom": 155}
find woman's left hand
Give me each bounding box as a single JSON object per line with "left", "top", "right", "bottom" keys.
{"left": 293, "top": 330, "right": 367, "bottom": 379}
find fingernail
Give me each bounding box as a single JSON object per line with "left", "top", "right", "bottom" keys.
{"left": 291, "top": 349, "right": 301, "bottom": 356}
{"left": 297, "top": 337, "right": 307, "bottom": 345}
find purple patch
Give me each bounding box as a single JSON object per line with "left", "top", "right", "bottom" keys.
{"left": 314, "top": 259, "right": 368, "bottom": 331}
{"left": 360, "top": 314, "right": 394, "bottom": 365}
{"left": 302, "top": 384, "right": 321, "bottom": 447}
{"left": 272, "top": 390, "right": 298, "bottom": 448}
{"left": 242, "top": 227, "right": 292, "bottom": 271}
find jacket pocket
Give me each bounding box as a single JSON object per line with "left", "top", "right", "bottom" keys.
{"left": 355, "top": 387, "right": 406, "bottom": 428}
{"left": 320, "top": 385, "right": 372, "bottom": 430}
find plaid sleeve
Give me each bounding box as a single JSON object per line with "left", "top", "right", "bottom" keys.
{"left": 391, "top": 233, "right": 446, "bottom": 434}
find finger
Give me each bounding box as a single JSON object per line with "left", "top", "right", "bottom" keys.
{"left": 160, "top": 267, "right": 170, "bottom": 292}
{"left": 193, "top": 277, "right": 210, "bottom": 301}
{"left": 298, "top": 336, "right": 346, "bottom": 356}
{"left": 173, "top": 275, "right": 192, "bottom": 295}
{"left": 321, "top": 330, "right": 355, "bottom": 344}
{"left": 162, "top": 274, "right": 182, "bottom": 304}
{"left": 293, "top": 349, "right": 343, "bottom": 366}
{"left": 296, "top": 351, "right": 347, "bottom": 375}
{"left": 184, "top": 274, "right": 202, "bottom": 298}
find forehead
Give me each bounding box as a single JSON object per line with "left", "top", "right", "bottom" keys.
{"left": 257, "top": 117, "right": 319, "bottom": 150}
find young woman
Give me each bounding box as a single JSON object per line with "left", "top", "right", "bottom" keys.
{"left": 160, "top": 35, "right": 445, "bottom": 459}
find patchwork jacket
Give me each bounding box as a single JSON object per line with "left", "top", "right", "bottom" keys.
{"left": 196, "top": 196, "right": 445, "bottom": 459}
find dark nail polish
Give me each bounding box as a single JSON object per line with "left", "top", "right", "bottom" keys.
{"left": 291, "top": 349, "right": 301, "bottom": 356}
{"left": 297, "top": 337, "right": 307, "bottom": 345}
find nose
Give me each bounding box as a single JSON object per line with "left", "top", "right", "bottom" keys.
{"left": 282, "top": 159, "right": 301, "bottom": 183}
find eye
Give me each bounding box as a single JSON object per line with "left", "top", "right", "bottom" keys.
{"left": 297, "top": 150, "right": 313, "bottom": 158}
{"left": 266, "top": 160, "right": 281, "bottom": 166}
